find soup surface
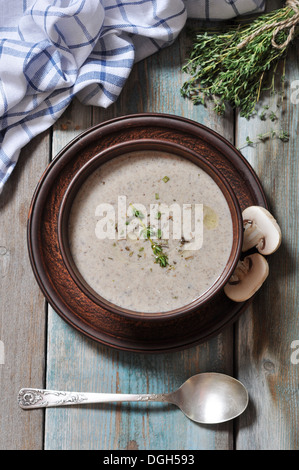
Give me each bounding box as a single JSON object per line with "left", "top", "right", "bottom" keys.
{"left": 68, "top": 151, "right": 233, "bottom": 313}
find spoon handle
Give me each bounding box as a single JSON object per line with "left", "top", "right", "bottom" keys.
{"left": 18, "top": 388, "right": 169, "bottom": 409}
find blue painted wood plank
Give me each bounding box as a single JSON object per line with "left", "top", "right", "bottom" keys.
{"left": 235, "top": 37, "right": 299, "bottom": 449}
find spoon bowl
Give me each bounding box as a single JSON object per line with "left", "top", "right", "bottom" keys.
{"left": 18, "top": 372, "right": 249, "bottom": 424}
{"left": 169, "top": 372, "right": 249, "bottom": 424}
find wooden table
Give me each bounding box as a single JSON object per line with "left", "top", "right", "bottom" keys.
{"left": 1, "top": 1, "right": 298, "bottom": 450}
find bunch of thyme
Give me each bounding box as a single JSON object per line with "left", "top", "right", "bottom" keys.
{"left": 181, "top": 5, "right": 299, "bottom": 118}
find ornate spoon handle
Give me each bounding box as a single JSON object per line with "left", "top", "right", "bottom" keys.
{"left": 18, "top": 388, "right": 170, "bottom": 409}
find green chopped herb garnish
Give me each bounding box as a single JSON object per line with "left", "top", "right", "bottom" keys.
{"left": 131, "top": 208, "right": 144, "bottom": 218}
{"left": 155, "top": 192, "right": 160, "bottom": 200}
{"left": 130, "top": 203, "right": 169, "bottom": 268}
{"left": 162, "top": 176, "right": 169, "bottom": 183}
{"left": 155, "top": 253, "right": 168, "bottom": 267}
{"left": 140, "top": 226, "right": 154, "bottom": 239}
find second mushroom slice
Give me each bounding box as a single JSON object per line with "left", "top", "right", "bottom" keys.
{"left": 242, "top": 206, "right": 281, "bottom": 255}
{"left": 224, "top": 253, "right": 269, "bottom": 303}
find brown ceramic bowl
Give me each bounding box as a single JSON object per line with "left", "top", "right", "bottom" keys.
{"left": 28, "top": 113, "right": 267, "bottom": 352}
{"left": 57, "top": 139, "right": 243, "bottom": 319}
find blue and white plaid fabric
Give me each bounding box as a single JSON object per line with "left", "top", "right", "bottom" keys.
{"left": 0, "top": 0, "right": 265, "bottom": 193}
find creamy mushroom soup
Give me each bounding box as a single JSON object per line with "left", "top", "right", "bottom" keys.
{"left": 68, "top": 151, "right": 233, "bottom": 313}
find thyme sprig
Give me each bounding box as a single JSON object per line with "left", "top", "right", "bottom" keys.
{"left": 181, "top": 6, "right": 299, "bottom": 118}
{"left": 129, "top": 204, "right": 169, "bottom": 268}
{"left": 238, "top": 128, "right": 290, "bottom": 149}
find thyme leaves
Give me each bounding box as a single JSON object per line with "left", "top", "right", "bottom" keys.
{"left": 181, "top": 7, "right": 299, "bottom": 119}
{"left": 238, "top": 128, "right": 290, "bottom": 149}
{"left": 129, "top": 204, "right": 169, "bottom": 268}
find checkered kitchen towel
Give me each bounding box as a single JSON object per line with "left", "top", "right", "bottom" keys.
{"left": 0, "top": 0, "right": 265, "bottom": 193}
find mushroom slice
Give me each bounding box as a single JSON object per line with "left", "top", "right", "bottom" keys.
{"left": 242, "top": 206, "right": 281, "bottom": 255}
{"left": 224, "top": 253, "right": 269, "bottom": 302}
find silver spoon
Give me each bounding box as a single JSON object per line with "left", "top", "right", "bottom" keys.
{"left": 17, "top": 372, "right": 248, "bottom": 424}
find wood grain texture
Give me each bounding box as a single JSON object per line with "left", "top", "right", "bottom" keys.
{"left": 0, "top": 131, "right": 50, "bottom": 450}
{"left": 44, "top": 28, "right": 236, "bottom": 450}
{"left": 234, "top": 0, "right": 299, "bottom": 450}
{"left": 235, "top": 41, "right": 299, "bottom": 450}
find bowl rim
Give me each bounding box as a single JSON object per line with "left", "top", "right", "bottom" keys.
{"left": 57, "top": 138, "right": 243, "bottom": 321}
